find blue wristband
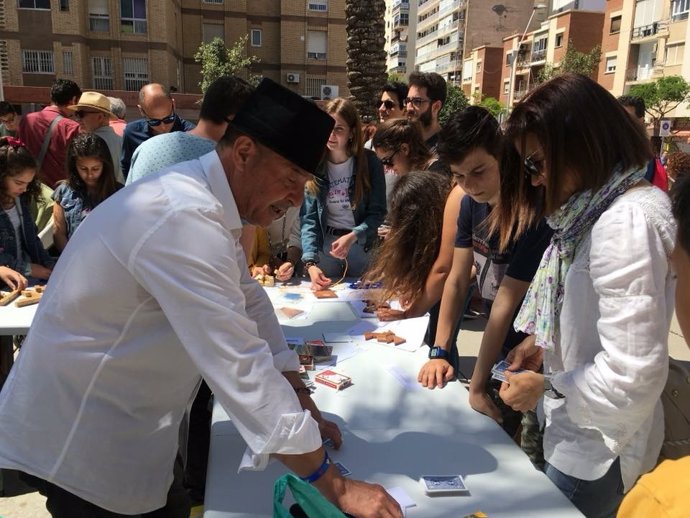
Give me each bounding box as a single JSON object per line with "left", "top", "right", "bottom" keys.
{"left": 299, "top": 451, "right": 330, "bottom": 484}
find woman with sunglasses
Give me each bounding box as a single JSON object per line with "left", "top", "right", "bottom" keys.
{"left": 371, "top": 118, "right": 439, "bottom": 205}
{"left": 301, "top": 98, "right": 386, "bottom": 288}
{"left": 496, "top": 74, "right": 675, "bottom": 518}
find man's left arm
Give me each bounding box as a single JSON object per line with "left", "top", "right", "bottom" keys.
{"left": 239, "top": 244, "right": 342, "bottom": 446}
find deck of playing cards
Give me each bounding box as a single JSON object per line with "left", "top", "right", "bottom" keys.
{"left": 419, "top": 475, "right": 469, "bottom": 495}
{"left": 491, "top": 360, "right": 524, "bottom": 383}
{"left": 315, "top": 369, "right": 352, "bottom": 390}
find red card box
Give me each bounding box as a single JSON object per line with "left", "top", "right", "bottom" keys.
{"left": 315, "top": 369, "right": 352, "bottom": 390}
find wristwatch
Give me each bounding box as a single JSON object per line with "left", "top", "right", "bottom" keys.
{"left": 303, "top": 261, "right": 317, "bottom": 277}
{"left": 544, "top": 375, "right": 565, "bottom": 399}
{"left": 428, "top": 346, "right": 449, "bottom": 360}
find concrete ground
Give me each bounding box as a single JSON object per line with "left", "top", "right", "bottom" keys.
{"left": 0, "top": 314, "right": 687, "bottom": 517}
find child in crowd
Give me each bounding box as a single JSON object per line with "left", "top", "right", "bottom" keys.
{"left": 301, "top": 97, "right": 386, "bottom": 287}
{"left": 416, "top": 107, "right": 553, "bottom": 444}
{"left": 498, "top": 74, "right": 675, "bottom": 518}
{"left": 0, "top": 137, "right": 55, "bottom": 288}
{"left": 617, "top": 173, "right": 690, "bottom": 517}
{"left": 52, "top": 133, "right": 123, "bottom": 252}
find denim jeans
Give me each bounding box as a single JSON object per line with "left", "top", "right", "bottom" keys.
{"left": 545, "top": 457, "right": 625, "bottom": 518}
{"left": 317, "top": 233, "right": 372, "bottom": 278}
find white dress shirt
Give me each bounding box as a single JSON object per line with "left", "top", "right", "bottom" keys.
{"left": 545, "top": 186, "right": 676, "bottom": 492}
{"left": 0, "top": 151, "right": 321, "bottom": 514}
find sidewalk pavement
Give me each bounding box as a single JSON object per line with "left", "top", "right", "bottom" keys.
{"left": 0, "top": 314, "right": 687, "bottom": 518}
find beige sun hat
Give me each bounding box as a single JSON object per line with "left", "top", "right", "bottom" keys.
{"left": 67, "top": 91, "right": 116, "bottom": 119}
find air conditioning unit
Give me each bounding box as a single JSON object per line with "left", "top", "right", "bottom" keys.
{"left": 321, "top": 84, "right": 339, "bottom": 99}
{"left": 286, "top": 73, "right": 300, "bottom": 84}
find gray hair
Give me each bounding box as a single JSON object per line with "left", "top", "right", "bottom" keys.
{"left": 107, "top": 97, "right": 127, "bottom": 119}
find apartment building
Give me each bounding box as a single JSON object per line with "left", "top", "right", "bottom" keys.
{"left": 384, "top": 0, "right": 418, "bottom": 76}
{"left": 0, "top": 0, "right": 349, "bottom": 105}
{"left": 598, "top": 0, "right": 690, "bottom": 120}
{"left": 413, "top": 0, "right": 542, "bottom": 85}
{"left": 461, "top": 45, "right": 503, "bottom": 102}
{"left": 500, "top": 8, "right": 604, "bottom": 107}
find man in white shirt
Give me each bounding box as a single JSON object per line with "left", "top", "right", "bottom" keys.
{"left": 0, "top": 79, "right": 402, "bottom": 518}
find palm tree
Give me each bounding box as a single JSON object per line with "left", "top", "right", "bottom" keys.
{"left": 345, "top": 0, "right": 387, "bottom": 120}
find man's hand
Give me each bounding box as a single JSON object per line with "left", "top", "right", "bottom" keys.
{"left": 318, "top": 418, "right": 342, "bottom": 450}
{"left": 333, "top": 477, "right": 403, "bottom": 518}
{"left": 468, "top": 388, "right": 503, "bottom": 424}
{"left": 330, "top": 233, "right": 357, "bottom": 260}
{"left": 308, "top": 265, "right": 332, "bottom": 290}
{"left": 417, "top": 359, "right": 454, "bottom": 389}
{"left": 499, "top": 371, "right": 544, "bottom": 412}
{"left": 376, "top": 307, "right": 406, "bottom": 321}
{"left": 506, "top": 335, "right": 543, "bottom": 372}
{"left": 275, "top": 262, "right": 295, "bottom": 282}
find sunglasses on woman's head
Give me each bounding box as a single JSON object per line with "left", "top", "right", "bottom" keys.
{"left": 379, "top": 100, "right": 396, "bottom": 110}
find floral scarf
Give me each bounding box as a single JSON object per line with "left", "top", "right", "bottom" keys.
{"left": 514, "top": 164, "right": 647, "bottom": 350}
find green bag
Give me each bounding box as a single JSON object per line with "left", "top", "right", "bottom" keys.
{"left": 273, "top": 473, "right": 347, "bottom": 518}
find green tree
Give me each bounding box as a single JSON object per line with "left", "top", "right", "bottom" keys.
{"left": 538, "top": 42, "right": 601, "bottom": 83}
{"left": 629, "top": 75, "right": 690, "bottom": 135}
{"left": 439, "top": 85, "right": 469, "bottom": 125}
{"left": 194, "top": 36, "right": 260, "bottom": 93}
{"left": 387, "top": 72, "right": 406, "bottom": 85}
{"left": 478, "top": 96, "right": 506, "bottom": 119}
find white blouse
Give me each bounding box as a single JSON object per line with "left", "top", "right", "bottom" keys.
{"left": 545, "top": 186, "right": 676, "bottom": 492}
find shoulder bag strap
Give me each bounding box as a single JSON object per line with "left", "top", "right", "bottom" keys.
{"left": 36, "top": 114, "right": 64, "bottom": 172}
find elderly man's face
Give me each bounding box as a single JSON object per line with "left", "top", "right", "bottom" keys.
{"left": 238, "top": 141, "right": 312, "bottom": 227}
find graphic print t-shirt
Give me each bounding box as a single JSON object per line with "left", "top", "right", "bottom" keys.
{"left": 455, "top": 195, "right": 553, "bottom": 357}
{"left": 326, "top": 157, "right": 356, "bottom": 230}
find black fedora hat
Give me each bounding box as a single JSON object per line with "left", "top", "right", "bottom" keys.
{"left": 231, "top": 78, "right": 334, "bottom": 177}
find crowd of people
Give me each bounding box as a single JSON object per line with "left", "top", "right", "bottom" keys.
{"left": 0, "top": 69, "right": 687, "bottom": 518}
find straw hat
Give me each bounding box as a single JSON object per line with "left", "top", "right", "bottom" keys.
{"left": 67, "top": 92, "right": 116, "bottom": 119}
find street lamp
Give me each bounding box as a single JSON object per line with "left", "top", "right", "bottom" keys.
{"left": 506, "top": 3, "right": 546, "bottom": 111}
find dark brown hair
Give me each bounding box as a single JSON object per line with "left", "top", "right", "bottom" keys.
{"left": 495, "top": 73, "right": 652, "bottom": 249}
{"left": 0, "top": 137, "right": 40, "bottom": 205}
{"left": 362, "top": 171, "right": 450, "bottom": 303}
{"left": 65, "top": 133, "right": 118, "bottom": 205}
{"left": 372, "top": 118, "right": 432, "bottom": 172}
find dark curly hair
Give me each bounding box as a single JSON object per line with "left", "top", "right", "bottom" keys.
{"left": 0, "top": 137, "right": 41, "bottom": 206}
{"left": 362, "top": 171, "right": 450, "bottom": 303}
{"left": 65, "top": 133, "right": 118, "bottom": 205}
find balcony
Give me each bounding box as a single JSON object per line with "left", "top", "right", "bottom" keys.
{"left": 416, "top": 28, "right": 440, "bottom": 48}
{"left": 531, "top": 49, "right": 546, "bottom": 62}
{"left": 436, "top": 61, "right": 460, "bottom": 74}
{"left": 631, "top": 22, "right": 659, "bottom": 41}
{"left": 514, "top": 88, "right": 527, "bottom": 101}
{"left": 392, "top": 0, "right": 409, "bottom": 11}
{"left": 439, "top": 0, "right": 465, "bottom": 17}
{"left": 393, "top": 15, "right": 409, "bottom": 28}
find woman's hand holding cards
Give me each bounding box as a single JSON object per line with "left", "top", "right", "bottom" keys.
{"left": 499, "top": 371, "right": 544, "bottom": 412}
